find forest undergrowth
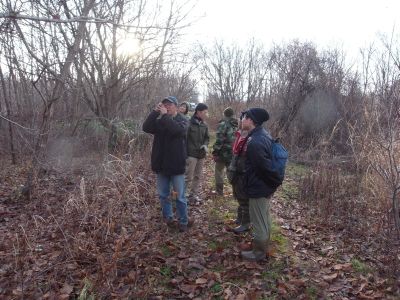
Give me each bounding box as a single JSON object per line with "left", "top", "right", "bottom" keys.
{"left": 0, "top": 153, "right": 399, "bottom": 299}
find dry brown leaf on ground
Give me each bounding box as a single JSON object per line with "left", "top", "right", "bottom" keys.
{"left": 195, "top": 277, "right": 207, "bottom": 284}
{"left": 322, "top": 272, "right": 338, "bottom": 282}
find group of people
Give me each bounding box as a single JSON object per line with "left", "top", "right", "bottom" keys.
{"left": 143, "top": 96, "right": 277, "bottom": 262}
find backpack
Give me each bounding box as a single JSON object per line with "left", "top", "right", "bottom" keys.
{"left": 269, "top": 138, "right": 288, "bottom": 188}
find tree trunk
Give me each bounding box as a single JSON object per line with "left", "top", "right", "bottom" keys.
{"left": 0, "top": 64, "right": 16, "bottom": 164}
{"left": 16, "top": 0, "right": 97, "bottom": 197}
{"left": 392, "top": 190, "right": 400, "bottom": 239}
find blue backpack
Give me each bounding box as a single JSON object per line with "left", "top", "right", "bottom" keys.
{"left": 269, "top": 138, "right": 288, "bottom": 188}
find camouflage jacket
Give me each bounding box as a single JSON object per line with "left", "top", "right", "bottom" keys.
{"left": 212, "top": 117, "right": 238, "bottom": 164}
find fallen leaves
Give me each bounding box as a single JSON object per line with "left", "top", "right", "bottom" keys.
{"left": 333, "top": 263, "right": 352, "bottom": 271}
{"left": 59, "top": 283, "right": 73, "bottom": 298}
{"left": 322, "top": 273, "right": 338, "bottom": 282}
{"left": 195, "top": 277, "right": 207, "bottom": 284}
{"left": 0, "top": 158, "right": 399, "bottom": 299}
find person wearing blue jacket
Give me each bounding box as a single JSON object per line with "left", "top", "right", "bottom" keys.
{"left": 239, "top": 108, "right": 276, "bottom": 261}
{"left": 142, "top": 96, "right": 191, "bottom": 232}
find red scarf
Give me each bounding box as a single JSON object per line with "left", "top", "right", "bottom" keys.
{"left": 232, "top": 130, "right": 248, "bottom": 155}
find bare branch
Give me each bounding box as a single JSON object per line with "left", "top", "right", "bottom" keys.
{"left": 0, "top": 12, "right": 173, "bottom": 29}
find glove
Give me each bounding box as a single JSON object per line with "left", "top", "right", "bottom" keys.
{"left": 200, "top": 145, "right": 208, "bottom": 152}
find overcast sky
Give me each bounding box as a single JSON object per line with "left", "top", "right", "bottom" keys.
{"left": 184, "top": 0, "right": 400, "bottom": 60}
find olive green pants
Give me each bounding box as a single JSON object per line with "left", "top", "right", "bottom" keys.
{"left": 249, "top": 196, "right": 271, "bottom": 242}
{"left": 185, "top": 156, "right": 204, "bottom": 197}
{"left": 215, "top": 160, "right": 229, "bottom": 193}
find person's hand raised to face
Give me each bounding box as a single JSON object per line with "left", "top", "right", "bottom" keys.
{"left": 156, "top": 102, "right": 167, "bottom": 115}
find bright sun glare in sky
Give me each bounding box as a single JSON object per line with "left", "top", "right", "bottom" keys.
{"left": 117, "top": 0, "right": 400, "bottom": 65}
{"left": 118, "top": 36, "right": 141, "bottom": 57}
{"left": 186, "top": 0, "right": 400, "bottom": 60}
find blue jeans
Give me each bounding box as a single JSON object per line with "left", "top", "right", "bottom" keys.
{"left": 156, "top": 173, "right": 188, "bottom": 225}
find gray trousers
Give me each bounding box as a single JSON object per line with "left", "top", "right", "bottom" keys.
{"left": 215, "top": 160, "right": 229, "bottom": 191}
{"left": 185, "top": 156, "right": 204, "bottom": 196}
{"left": 249, "top": 196, "right": 271, "bottom": 241}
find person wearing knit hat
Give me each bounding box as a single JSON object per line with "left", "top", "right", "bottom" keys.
{"left": 223, "top": 107, "right": 234, "bottom": 118}
{"left": 239, "top": 107, "right": 274, "bottom": 262}
{"left": 185, "top": 103, "right": 209, "bottom": 205}
{"left": 241, "top": 108, "right": 269, "bottom": 125}
{"left": 212, "top": 107, "right": 238, "bottom": 195}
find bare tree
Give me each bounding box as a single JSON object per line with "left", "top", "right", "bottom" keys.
{"left": 0, "top": 64, "right": 16, "bottom": 164}
{"left": 0, "top": 0, "right": 198, "bottom": 158}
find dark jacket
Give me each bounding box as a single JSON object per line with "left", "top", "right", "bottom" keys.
{"left": 187, "top": 116, "right": 210, "bottom": 159}
{"left": 244, "top": 126, "right": 277, "bottom": 198}
{"left": 227, "top": 130, "right": 249, "bottom": 200}
{"left": 142, "top": 111, "right": 188, "bottom": 176}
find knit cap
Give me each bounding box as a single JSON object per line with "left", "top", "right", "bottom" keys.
{"left": 244, "top": 108, "right": 269, "bottom": 125}
{"left": 223, "top": 107, "right": 234, "bottom": 117}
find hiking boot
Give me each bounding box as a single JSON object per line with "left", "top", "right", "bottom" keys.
{"left": 187, "top": 218, "right": 194, "bottom": 227}
{"left": 179, "top": 218, "right": 194, "bottom": 232}
{"left": 216, "top": 184, "right": 223, "bottom": 196}
{"left": 233, "top": 223, "right": 250, "bottom": 234}
{"left": 163, "top": 217, "right": 175, "bottom": 228}
{"left": 241, "top": 239, "right": 267, "bottom": 262}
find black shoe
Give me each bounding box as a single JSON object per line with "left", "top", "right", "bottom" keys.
{"left": 233, "top": 224, "right": 250, "bottom": 234}
{"left": 179, "top": 218, "right": 194, "bottom": 232}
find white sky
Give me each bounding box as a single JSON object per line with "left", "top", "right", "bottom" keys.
{"left": 184, "top": 0, "right": 400, "bottom": 59}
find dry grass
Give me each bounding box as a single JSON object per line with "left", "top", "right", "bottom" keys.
{"left": 299, "top": 161, "right": 368, "bottom": 233}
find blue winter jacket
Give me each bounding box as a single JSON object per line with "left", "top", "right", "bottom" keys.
{"left": 244, "top": 126, "right": 277, "bottom": 198}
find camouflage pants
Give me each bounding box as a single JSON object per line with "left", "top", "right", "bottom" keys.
{"left": 215, "top": 160, "right": 230, "bottom": 194}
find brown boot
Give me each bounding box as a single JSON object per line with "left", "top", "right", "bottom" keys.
{"left": 241, "top": 239, "right": 267, "bottom": 262}
{"left": 179, "top": 218, "right": 194, "bottom": 232}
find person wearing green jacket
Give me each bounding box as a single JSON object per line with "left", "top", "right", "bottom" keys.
{"left": 185, "top": 103, "right": 210, "bottom": 204}
{"left": 212, "top": 107, "right": 238, "bottom": 195}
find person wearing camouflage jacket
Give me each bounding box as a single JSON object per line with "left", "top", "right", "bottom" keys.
{"left": 212, "top": 107, "right": 238, "bottom": 195}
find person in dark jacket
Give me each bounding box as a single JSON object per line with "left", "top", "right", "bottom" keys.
{"left": 185, "top": 103, "right": 209, "bottom": 204}
{"left": 239, "top": 108, "right": 275, "bottom": 261}
{"left": 227, "top": 122, "right": 250, "bottom": 234}
{"left": 142, "top": 96, "right": 191, "bottom": 232}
